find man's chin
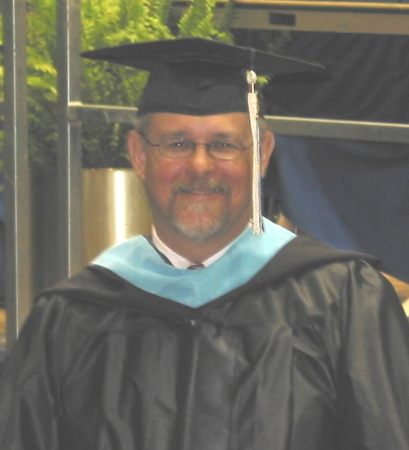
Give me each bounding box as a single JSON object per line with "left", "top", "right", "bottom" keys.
{"left": 170, "top": 200, "right": 227, "bottom": 238}
{"left": 172, "top": 221, "right": 224, "bottom": 242}
{"left": 171, "top": 212, "right": 227, "bottom": 242}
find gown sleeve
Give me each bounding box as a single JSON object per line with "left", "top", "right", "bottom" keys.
{"left": 0, "top": 295, "right": 78, "bottom": 450}
{"left": 336, "top": 260, "right": 409, "bottom": 449}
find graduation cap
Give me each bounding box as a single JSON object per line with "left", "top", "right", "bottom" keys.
{"left": 82, "top": 38, "right": 325, "bottom": 234}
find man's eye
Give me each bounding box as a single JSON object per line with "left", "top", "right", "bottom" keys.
{"left": 211, "top": 142, "right": 238, "bottom": 151}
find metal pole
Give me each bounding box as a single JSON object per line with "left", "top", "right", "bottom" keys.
{"left": 3, "top": 0, "right": 33, "bottom": 345}
{"left": 67, "top": 102, "right": 409, "bottom": 145}
{"left": 56, "top": 0, "right": 83, "bottom": 279}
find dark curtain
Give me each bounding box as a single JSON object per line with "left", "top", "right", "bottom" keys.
{"left": 264, "top": 32, "right": 409, "bottom": 281}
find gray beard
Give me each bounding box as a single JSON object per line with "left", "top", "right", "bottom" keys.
{"left": 169, "top": 200, "right": 229, "bottom": 242}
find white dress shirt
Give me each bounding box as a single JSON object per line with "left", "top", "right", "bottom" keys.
{"left": 151, "top": 226, "right": 241, "bottom": 269}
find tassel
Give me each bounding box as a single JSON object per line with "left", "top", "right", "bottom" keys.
{"left": 247, "top": 70, "right": 263, "bottom": 235}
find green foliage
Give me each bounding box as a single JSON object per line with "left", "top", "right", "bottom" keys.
{"left": 1, "top": 0, "right": 235, "bottom": 168}
{"left": 23, "top": 0, "right": 58, "bottom": 167}
{"left": 178, "top": 0, "right": 229, "bottom": 41}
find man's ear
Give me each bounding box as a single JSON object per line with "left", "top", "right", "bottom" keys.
{"left": 260, "top": 130, "right": 275, "bottom": 177}
{"left": 127, "top": 130, "right": 147, "bottom": 181}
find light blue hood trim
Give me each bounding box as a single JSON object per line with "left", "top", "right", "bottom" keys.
{"left": 92, "top": 218, "right": 295, "bottom": 308}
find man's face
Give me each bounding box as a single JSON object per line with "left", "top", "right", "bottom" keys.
{"left": 129, "top": 112, "right": 273, "bottom": 243}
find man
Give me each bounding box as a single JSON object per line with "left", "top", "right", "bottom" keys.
{"left": 0, "top": 38, "right": 408, "bottom": 450}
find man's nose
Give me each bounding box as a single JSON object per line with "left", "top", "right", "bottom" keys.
{"left": 187, "top": 144, "right": 215, "bottom": 173}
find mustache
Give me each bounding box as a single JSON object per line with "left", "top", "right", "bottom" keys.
{"left": 174, "top": 179, "right": 228, "bottom": 194}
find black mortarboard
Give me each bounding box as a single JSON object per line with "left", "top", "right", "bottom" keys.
{"left": 82, "top": 38, "right": 325, "bottom": 116}
{"left": 82, "top": 38, "right": 325, "bottom": 235}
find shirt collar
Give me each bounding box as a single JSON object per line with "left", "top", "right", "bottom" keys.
{"left": 151, "top": 226, "right": 243, "bottom": 269}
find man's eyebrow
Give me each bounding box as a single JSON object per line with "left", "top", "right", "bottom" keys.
{"left": 157, "top": 131, "right": 186, "bottom": 139}
{"left": 155, "top": 131, "right": 250, "bottom": 141}
{"left": 212, "top": 131, "right": 250, "bottom": 141}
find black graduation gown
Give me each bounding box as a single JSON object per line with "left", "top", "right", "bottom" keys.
{"left": 0, "top": 237, "right": 408, "bottom": 450}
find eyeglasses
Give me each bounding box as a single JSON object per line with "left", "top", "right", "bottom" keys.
{"left": 140, "top": 133, "right": 251, "bottom": 161}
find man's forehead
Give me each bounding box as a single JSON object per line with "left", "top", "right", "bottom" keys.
{"left": 145, "top": 112, "right": 252, "bottom": 135}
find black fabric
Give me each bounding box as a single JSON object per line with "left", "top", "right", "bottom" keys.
{"left": 262, "top": 32, "right": 409, "bottom": 282}
{"left": 139, "top": 61, "right": 250, "bottom": 116}
{"left": 1, "top": 237, "right": 408, "bottom": 450}
{"left": 265, "top": 33, "right": 409, "bottom": 121}
{"left": 82, "top": 38, "right": 325, "bottom": 76}
{"left": 82, "top": 38, "right": 325, "bottom": 116}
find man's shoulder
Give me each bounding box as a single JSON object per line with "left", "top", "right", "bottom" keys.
{"left": 238, "top": 236, "right": 398, "bottom": 327}
{"left": 38, "top": 265, "right": 133, "bottom": 312}
{"left": 254, "top": 235, "right": 379, "bottom": 286}
{"left": 278, "top": 235, "right": 376, "bottom": 270}
{"left": 49, "top": 264, "right": 125, "bottom": 297}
